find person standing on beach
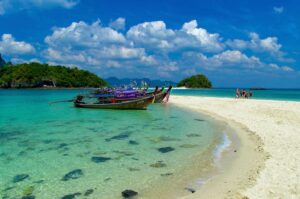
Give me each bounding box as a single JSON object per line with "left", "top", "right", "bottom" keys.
{"left": 236, "top": 88, "right": 240, "bottom": 98}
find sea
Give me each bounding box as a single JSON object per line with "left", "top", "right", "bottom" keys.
{"left": 0, "top": 88, "right": 299, "bottom": 199}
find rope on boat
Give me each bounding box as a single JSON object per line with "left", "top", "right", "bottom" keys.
{"left": 48, "top": 99, "right": 74, "bottom": 105}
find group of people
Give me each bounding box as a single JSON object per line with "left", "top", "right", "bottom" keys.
{"left": 236, "top": 88, "right": 253, "bottom": 98}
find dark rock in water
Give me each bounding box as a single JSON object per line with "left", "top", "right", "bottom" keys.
{"left": 234, "top": 150, "right": 237, "bottom": 152}
{"left": 61, "top": 192, "right": 81, "bottom": 199}
{"left": 160, "top": 172, "right": 173, "bottom": 176}
{"left": 58, "top": 143, "right": 68, "bottom": 148}
{"left": 150, "top": 161, "right": 167, "bottom": 168}
{"left": 194, "top": 118, "right": 205, "bottom": 122}
{"left": 104, "top": 177, "right": 111, "bottom": 182}
{"left": 33, "top": 180, "right": 44, "bottom": 184}
{"left": 91, "top": 156, "right": 111, "bottom": 163}
{"left": 84, "top": 189, "right": 94, "bottom": 196}
{"left": 128, "top": 140, "right": 139, "bottom": 145}
{"left": 62, "top": 169, "right": 83, "bottom": 181}
{"left": 122, "top": 189, "right": 138, "bottom": 198}
{"left": 13, "top": 174, "right": 29, "bottom": 183}
{"left": 105, "top": 133, "right": 130, "bottom": 142}
{"left": 21, "top": 195, "right": 35, "bottom": 199}
{"left": 157, "top": 147, "right": 175, "bottom": 153}
{"left": 186, "top": 133, "right": 201, "bottom": 138}
{"left": 185, "top": 187, "right": 196, "bottom": 193}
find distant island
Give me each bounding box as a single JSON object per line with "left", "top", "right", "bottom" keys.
{"left": 0, "top": 62, "right": 107, "bottom": 88}
{"left": 105, "top": 77, "right": 176, "bottom": 87}
{"left": 177, "top": 74, "right": 212, "bottom": 88}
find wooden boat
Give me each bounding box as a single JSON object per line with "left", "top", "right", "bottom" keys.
{"left": 74, "top": 95, "right": 154, "bottom": 110}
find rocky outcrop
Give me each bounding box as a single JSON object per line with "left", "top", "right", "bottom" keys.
{"left": 0, "top": 53, "right": 6, "bottom": 67}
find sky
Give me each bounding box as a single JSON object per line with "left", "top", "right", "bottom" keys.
{"left": 0, "top": 0, "right": 299, "bottom": 88}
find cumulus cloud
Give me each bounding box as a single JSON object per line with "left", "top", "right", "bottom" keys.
{"left": 0, "top": 34, "right": 35, "bottom": 55}
{"left": 109, "top": 17, "right": 126, "bottom": 30}
{"left": 40, "top": 19, "right": 295, "bottom": 79}
{"left": 45, "top": 20, "right": 126, "bottom": 47}
{"left": 127, "top": 20, "right": 224, "bottom": 53}
{"left": 0, "top": 0, "right": 79, "bottom": 15}
{"left": 273, "top": 6, "right": 284, "bottom": 14}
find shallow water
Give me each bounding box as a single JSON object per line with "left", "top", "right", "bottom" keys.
{"left": 0, "top": 89, "right": 224, "bottom": 199}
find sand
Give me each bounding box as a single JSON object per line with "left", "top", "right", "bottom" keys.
{"left": 171, "top": 96, "right": 300, "bottom": 199}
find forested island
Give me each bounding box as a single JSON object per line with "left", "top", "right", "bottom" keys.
{"left": 177, "top": 74, "right": 212, "bottom": 88}
{"left": 0, "top": 62, "right": 107, "bottom": 88}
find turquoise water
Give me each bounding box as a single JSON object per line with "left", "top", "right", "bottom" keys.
{"left": 172, "top": 88, "right": 300, "bottom": 101}
{"left": 0, "top": 89, "right": 225, "bottom": 199}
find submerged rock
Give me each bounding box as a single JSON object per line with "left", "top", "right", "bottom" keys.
{"left": 128, "top": 167, "right": 140, "bottom": 172}
{"left": 179, "top": 144, "right": 198, "bottom": 148}
{"left": 121, "top": 189, "right": 138, "bottom": 198}
{"left": 194, "top": 118, "right": 205, "bottom": 122}
{"left": 185, "top": 187, "right": 196, "bottom": 193}
{"left": 150, "top": 161, "right": 167, "bottom": 168}
{"left": 84, "top": 189, "right": 94, "bottom": 196}
{"left": 186, "top": 133, "right": 201, "bottom": 137}
{"left": 157, "top": 147, "right": 175, "bottom": 153}
{"left": 13, "top": 174, "right": 29, "bottom": 183}
{"left": 62, "top": 169, "right": 83, "bottom": 181}
{"left": 61, "top": 192, "right": 81, "bottom": 199}
{"left": 91, "top": 156, "right": 111, "bottom": 163}
{"left": 160, "top": 172, "right": 173, "bottom": 176}
{"left": 128, "top": 140, "right": 139, "bottom": 145}
{"left": 105, "top": 133, "right": 130, "bottom": 142}
{"left": 21, "top": 195, "right": 35, "bottom": 199}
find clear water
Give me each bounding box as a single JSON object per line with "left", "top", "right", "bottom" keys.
{"left": 172, "top": 88, "right": 300, "bottom": 101}
{"left": 0, "top": 89, "right": 224, "bottom": 199}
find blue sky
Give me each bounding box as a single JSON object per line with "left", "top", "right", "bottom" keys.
{"left": 0, "top": 0, "right": 299, "bottom": 88}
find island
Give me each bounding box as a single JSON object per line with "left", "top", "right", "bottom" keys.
{"left": 0, "top": 62, "right": 107, "bottom": 88}
{"left": 177, "top": 74, "right": 212, "bottom": 88}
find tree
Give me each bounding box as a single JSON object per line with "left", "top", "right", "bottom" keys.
{"left": 177, "top": 74, "right": 212, "bottom": 88}
{"left": 0, "top": 62, "right": 108, "bottom": 88}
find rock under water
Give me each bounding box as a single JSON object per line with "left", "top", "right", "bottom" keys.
{"left": 157, "top": 147, "right": 175, "bottom": 153}
{"left": 61, "top": 192, "right": 81, "bottom": 199}
{"left": 62, "top": 169, "right": 83, "bottom": 181}
{"left": 91, "top": 156, "right": 111, "bottom": 163}
{"left": 13, "top": 174, "right": 29, "bottom": 183}
{"left": 121, "top": 189, "right": 138, "bottom": 198}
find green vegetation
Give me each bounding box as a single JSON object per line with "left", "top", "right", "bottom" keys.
{"left": 0, "top": 62, "right": 108, "bottom": 88}
{"left": 177, "top": 74, "right": 212, "bottom": 88}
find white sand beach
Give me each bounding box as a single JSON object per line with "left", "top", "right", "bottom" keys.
{"left": 171, "top": 96, "right": 300, "bottom": 199}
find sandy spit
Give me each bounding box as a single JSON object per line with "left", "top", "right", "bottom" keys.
{"left": 171, "top": 96, "right": 300, "bottom": 199}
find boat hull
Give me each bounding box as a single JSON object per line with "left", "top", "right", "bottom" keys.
{"left": 74, "top": 96, "right": 154, "bottom": 110}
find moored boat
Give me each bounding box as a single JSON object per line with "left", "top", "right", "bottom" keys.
{"left": 74, "top": 95, "right": 154, "bottom": 110}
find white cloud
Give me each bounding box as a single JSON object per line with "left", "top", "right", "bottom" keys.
{"left": 273, "top": 6, "right": 284, "bottom": 14}
{"left": 0, "top": 0, "right": 79, "bottom": 15}
{"left": 0, "top": 34, "right": 35, "bottom": 55}
{"left": 45, "top": 20, "right": 126, "bottom": 48}
{"left": 127, "top": 20, "right": 224, "bottom": 53}
{"left": 109, "top": 17, "right": 126, "bottom": 30}
{"left": 40, "top": 19, "right": 295, "bottom": 79}
{"left": 226, "top": 32, "right": 290, "bottom": 62}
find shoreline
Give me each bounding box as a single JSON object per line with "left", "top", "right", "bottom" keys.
{"left": 171, "top": 96, "right": 300, "bottom": 198}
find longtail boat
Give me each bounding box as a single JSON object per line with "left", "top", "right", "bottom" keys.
{"left": 74, "top": 95, "right": 154, "bottom": 110}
